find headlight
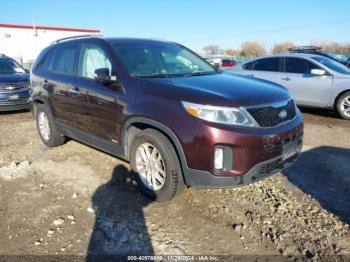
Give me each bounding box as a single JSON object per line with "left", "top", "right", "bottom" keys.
{"left": 181, "top": 101, "right": 257, "bottom": 127}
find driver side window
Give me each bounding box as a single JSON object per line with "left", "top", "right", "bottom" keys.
{"left": 285, "top": 57, "right": 321, "bottom": 74}
{"left": 78, "top": 43, "right": 112, "bottom": 79}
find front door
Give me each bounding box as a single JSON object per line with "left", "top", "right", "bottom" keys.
{"left": 76, "top": 42, "right": 124, "bottom": 141}
{"left": 281, "top": 57, "right": 333, "bottom": 107}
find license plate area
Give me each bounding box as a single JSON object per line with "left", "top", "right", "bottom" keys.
{"left": 282, "top": 141, "right": 299, "bottom": 161}
{"left": 8, "top": 94, "right": 19, "bottom": 100}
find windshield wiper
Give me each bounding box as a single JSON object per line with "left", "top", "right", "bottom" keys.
{"left": 138, "top": 73, "right": 171, "bottom": 78}
{"left": 183, "top": 71, "right": 217, "bottom": 77}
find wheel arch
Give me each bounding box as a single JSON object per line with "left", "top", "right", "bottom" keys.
{"left": 334, "top": 89, "right": 350, "bottom": 109}
{"left": 121, "top": 117, "right": 189, "bottom": 175}
{"left": 31, "top": 96, "right": 51, "bottom": 117}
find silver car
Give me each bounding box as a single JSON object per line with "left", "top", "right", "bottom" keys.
{"left": 231, "top": 53, "right": 350, "bottom": 120}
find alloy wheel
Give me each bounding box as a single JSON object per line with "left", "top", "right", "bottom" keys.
{"left": 38, "top": 111, "right": 50, "bottom": 141}
{"left": 340, "top": 95, "right": 350, "bottom": 118}
{"left": 135, "top": 142, "right": 166, "bottom": 191}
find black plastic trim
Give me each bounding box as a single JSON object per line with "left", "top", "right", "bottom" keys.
{"left": 56, "top": 121, "right": 126, "bottom": 160}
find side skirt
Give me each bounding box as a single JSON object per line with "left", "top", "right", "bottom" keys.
{"left": 56, "top": 121, "right": 127, "bottom": 161}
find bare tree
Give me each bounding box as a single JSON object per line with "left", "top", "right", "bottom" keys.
{"left": 225, "top": 48, "right": 240, "bottom": 56}
{"left": 203, "top": 45, "right": 222, "bottom": 55}
{"left": 240, "top": 41, "right": 266, "bottom": 57}
{"left": 320, "top": 41, "right": 344, "bottom": 53}
{"left": 272, "top": 42, "right": 295, "bottom": 54}
{"left": 344, "top": 43, "right": 350, "bottom": 53}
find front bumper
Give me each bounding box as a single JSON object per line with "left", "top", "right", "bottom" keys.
{"left": 179, "top": 111, "right": 304, "bottom": 188}
{"left": 0, "top": 100, "right": 31, "bottom": 111}
{"left": 185, "top": 141, "right": 301, "bottom": 188}
{"left": 0, "top": 90, "right": 30, "bottom": 112}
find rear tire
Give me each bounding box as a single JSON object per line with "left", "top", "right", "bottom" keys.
{"left": 336, "top": 91, "right": 350, "bottom": 120}
{"left": 35, "top": 104, "right": 65, "bottom": 147}
{"left": 130, "top": 128, "right": 185, "bottom": 201}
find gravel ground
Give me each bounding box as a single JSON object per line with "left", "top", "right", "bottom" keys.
{"left": 0, "top": 108, "right": 349, "bottom": 260}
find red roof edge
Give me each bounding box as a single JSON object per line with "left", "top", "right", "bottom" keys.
{"left": 0, "top": 23, "right": 100, "bottom": 33}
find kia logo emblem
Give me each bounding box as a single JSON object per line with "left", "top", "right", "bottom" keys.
{"left": 279, "top": 110, "right": 287, "bottom": 119}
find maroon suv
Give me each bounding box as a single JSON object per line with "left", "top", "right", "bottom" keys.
{"left": 30, "top": 36, "right": 303, "bottom": 201}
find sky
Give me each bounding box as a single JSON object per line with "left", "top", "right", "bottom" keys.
{"left": 1, "top": 0, "right": 350, "bottom": 53}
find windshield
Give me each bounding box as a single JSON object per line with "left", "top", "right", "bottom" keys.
{"left": 322, "top": 52, "right": 348, "bottom": 64}
{"left": 312, "top": 56, "right": 350, "bottom": 75}
{"left": 0, "top": 58, "right": 26, "bottom": 74}
{"left": 112, "top": 42, "right": 216, "bottom": 77}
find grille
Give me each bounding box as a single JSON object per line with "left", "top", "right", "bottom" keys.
{"left": 0, "top": 82, "right": 29, "bottom": 92}
{"left": 259, "top": 159, "right": 283, "bottom": 174}
{"left": 247, "top": 99, "right": 296, "bottom": 128}
{"left": 259, "top": 154, "right": 298, "bottom": 175}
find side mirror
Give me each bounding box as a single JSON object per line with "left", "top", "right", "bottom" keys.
{"left": 310, "top": 69, "right": 326, "bottom": 76}
{"left": 94, "top": 68, "right": 111, "bottom": 82}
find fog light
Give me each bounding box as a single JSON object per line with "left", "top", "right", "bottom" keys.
{"left": 214, "top": 147, "right": 224, "bottom": 170}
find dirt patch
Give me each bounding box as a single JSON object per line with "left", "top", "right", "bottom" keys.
{"left": 0, "top": 110, "right": 349, "bottom": 258}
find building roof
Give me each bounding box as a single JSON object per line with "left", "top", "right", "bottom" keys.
{"left": 0, "top": 23, "right": 100, "bottom": 33}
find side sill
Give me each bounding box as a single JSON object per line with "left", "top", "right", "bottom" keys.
{"left": 56, "top": 120, "right": 127, "bottom": 161}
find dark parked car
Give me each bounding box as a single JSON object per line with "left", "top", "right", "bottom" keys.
{"left": 206, "top": 57, "right": 237, "bottom": 68}
{"left": 221, "top": 59, "right": 237, "bottom": 67}
{"left": 0, "top": 54, "right": 30, "bottom": 111}
{"left": 30, "top": 36, "right": 303, "bottom": 201}
{"left": 289, "top": 46, "right": 350, "bottom": 68}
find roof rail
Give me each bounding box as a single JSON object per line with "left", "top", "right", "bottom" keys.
{"left": 288, "top": 46, "right": 321, "bottom": 52}
{"left": 51, "top": 34, "right": 103, "bottom": 45}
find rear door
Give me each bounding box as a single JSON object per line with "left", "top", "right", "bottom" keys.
{"left": 281, "top": 57, "right": 333, "bottom": 106}
{"left": 33, "top": 43, "right": 81, "bottom": 124}
{"left": 242, "top": 57, "right": 283, "bottom": 84}
{"left": 49, "top": 43, "right": 90, "bottom": 129}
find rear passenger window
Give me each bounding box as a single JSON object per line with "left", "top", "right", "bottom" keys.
{"left": 252, "top": 58, "right": 280, "bottom": 72}
{"left": 285, "top": 57, "right": 321, "bottom": 74}
{"left": 52, "top": 44, "right": 78, "bottom": 75}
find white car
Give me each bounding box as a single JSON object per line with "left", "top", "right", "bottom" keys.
{"left": 230, "top": 53, "right": 350, "bottom": 119}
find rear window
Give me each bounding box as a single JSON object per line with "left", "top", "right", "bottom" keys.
{"left": 52, "top": 44, "right": 78, "bottom": 75}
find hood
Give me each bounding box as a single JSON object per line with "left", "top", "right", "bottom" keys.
{"left": 0, "top": 73, "right": 29, "bottom": 83}
{"left": 140, "top": 72, "right": 290, "bottom": 107}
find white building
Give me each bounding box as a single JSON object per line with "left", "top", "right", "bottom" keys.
{"left": 0, "top": 23, "right": 100, "bottom": 67}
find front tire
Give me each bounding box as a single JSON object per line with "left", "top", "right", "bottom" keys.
{"left": 35, "top": 104, "right": 65, "bottom": 147}
{"left": 130, "top": 129, "right": 185, "bottom": 201}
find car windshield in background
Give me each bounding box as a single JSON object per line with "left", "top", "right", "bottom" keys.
{"left": 312, "top": 56, "right": 350, "bottom": 75}
{"left": 112, "top": 42, "right": 216, "bottom": 78}
{"left": 0, "top": 58, "right": 25, "bottom": 74}
{"left": 322, "top": 52, "right": 348, "bottom": 64}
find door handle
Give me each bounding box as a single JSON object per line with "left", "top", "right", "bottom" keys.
{"left": 69, "top": 86, "right": 81, "bottom": 94}
{"left": 247, "top": 74, "right": 254, "bottom": 77}
{"left": 281, "top": 77, "right": 291, "bottom": 81}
